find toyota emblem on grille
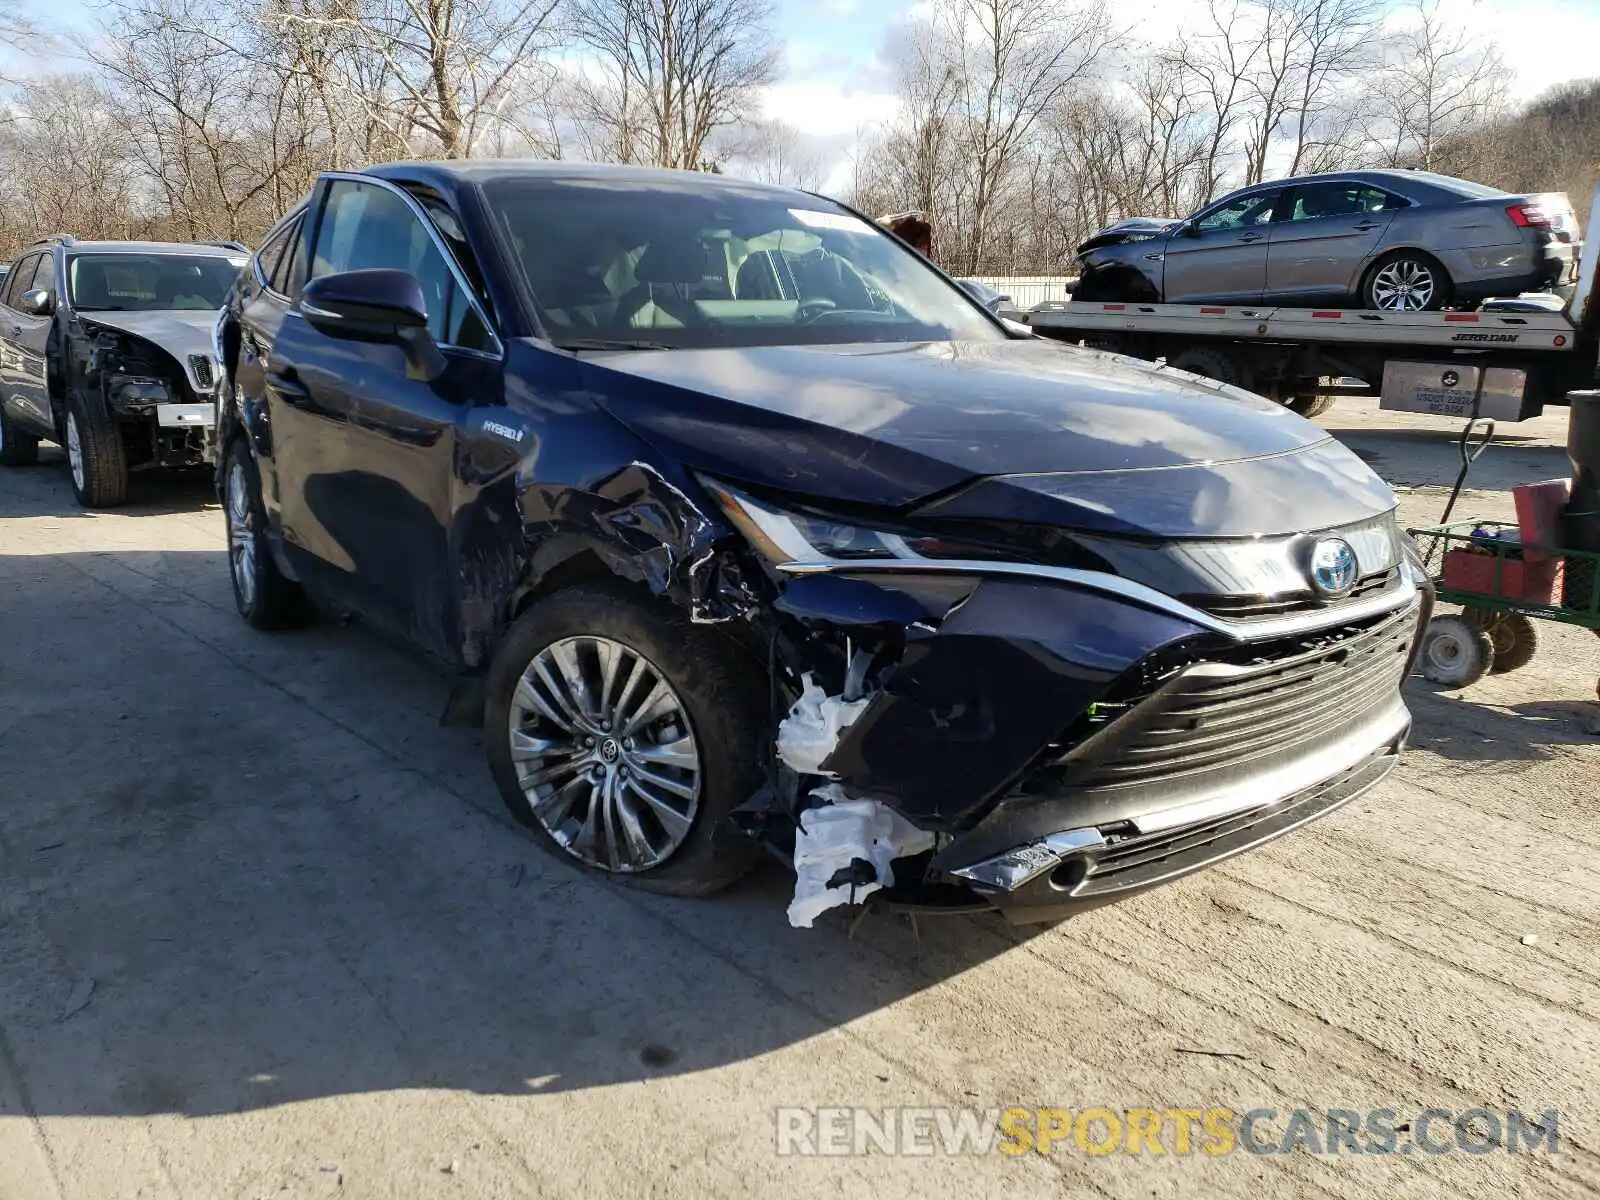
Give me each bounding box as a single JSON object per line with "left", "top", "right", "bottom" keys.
{"left": 1308, "top": 538, "right": 1359, "bottom": 598}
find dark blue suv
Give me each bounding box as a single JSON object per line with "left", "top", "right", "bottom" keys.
{"left": 214, "top": 162, "right": 1429, "bottom": 925}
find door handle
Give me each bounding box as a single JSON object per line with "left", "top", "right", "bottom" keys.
{"left": 1238, "top": 233, "right": 1265, "bottom": 243}
{"left": 1354, "top": 221, "right": 1380, "bottom": 230}
{"left": 266, "top": 369, "right": 311, "bottom": 406}
{"left": 1144, "top": 253, "right": 1164, "bottom": 261}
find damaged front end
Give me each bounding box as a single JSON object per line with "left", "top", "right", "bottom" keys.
{"left": 81, "top": 320, "right": 218, "bottom": 469}
{"left": 690, "top": 481, "right": 1427, "bottom": 928}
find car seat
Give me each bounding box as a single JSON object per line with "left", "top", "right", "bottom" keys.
{"left": 614, "top": 241, "right": 705, "bottom": 328}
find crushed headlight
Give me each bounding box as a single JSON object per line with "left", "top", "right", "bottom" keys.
{"left": 700, "top": 478, "right": 1012, "bottom": 565}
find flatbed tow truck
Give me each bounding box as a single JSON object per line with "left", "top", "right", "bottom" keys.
{"left": 1025, "top": 182, "right": 1600, "bottom": 422}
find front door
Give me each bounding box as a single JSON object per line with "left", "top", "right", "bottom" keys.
{"left": 1162, "top": 189, "right": 1283, "bottom": 304}
{"left": 1266, "top": 182, "right": 1399, "bottom": 303}
{"left": 0, "top": 254, "right": 55, "bottom": 436}
{"left": 289, "top": 175, "right": 504, "bottom": 655}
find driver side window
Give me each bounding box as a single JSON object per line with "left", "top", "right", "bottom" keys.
{"left": 309, "top": 180, "right": 492, "bottom": 352}
{"left": 1197, "top": 191, "right": 1280, "bottom": 232}
{"left": 3, "top": 254, "right": 40, "bottom": 310}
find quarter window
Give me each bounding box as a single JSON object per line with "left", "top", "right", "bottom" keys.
{"left": 309, "top": 180, "right": 491, "bottom": 351}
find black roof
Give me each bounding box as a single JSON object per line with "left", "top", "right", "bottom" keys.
{"left": 361, "top": 159, "right": 817, "bottom": 202}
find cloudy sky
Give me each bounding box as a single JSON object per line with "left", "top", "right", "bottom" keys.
{"left": 763, "top": 0, "right": 1600, "bottom": 190}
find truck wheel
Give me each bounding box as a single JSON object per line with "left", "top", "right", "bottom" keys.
{"left": 63, "top": 393, "right": 128, "bottom": 508}
{"left": 1169, "top": 346, "right": 1252, "bottom": 392}
{"left": 1286, "top": 394, "right": 1335, "bottom": 418}
{"left": 485, "top": 582, "right": 767, "bottom": 896}
{"left": 1420, "top": 615, "right": 1495, "bottom": 686}
{"left": 0, "top": 402, "right": 39, "bottom": 466}
{"left": 1463, "top": 608, "right": 1539, "bottom": 674}
{"left": 1362, "top": 252, "right": 1450, "bottom": 312}
{"left": 223, "top": 437, "right": 308, "bottom": 629}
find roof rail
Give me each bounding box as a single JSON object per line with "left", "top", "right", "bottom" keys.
{"left": 199, "top": 240, "right": 249, "bottom": 252}
{"left": 31, "top": 233, "right": 76, "bottom": 247}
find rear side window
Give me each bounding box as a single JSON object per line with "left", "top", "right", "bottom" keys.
{"left": 309, "top": 179, "right": 491, "bottom": 351}
{"left": 1286, "top": 184, "right": 1408, "bottom": 221}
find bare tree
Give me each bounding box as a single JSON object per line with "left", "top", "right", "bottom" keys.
{"left": 568, "top": 0, "right": 778, "bottom": 170}
{"left": 1365, "top": 0, "right": 1507, "bottom": 169}
{"left": 722, "top": 120, "right": 827, "bottom": 189}
{"left": 941, "top": 0, "right": 1114, "bottom": 274}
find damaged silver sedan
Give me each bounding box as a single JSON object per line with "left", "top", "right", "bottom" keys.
{"left": 213, "top": 161, "right": 1432, "bottom": 927}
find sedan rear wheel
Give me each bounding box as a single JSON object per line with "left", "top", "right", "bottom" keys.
{"left": 1364, "top": 253, "right": 1448, "bottom": 312}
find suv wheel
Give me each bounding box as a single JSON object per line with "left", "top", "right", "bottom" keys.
{"left": 224, "top": 437, "right": 308, "bottom": 629}
{"left": 64, "top": 393, "right": 128, "bottom": 507}
{"left": 0, "top": 401, "right": 39, "bottom": 466}
{"left": 485, "top": 583, "right": 766, "bottom": 895}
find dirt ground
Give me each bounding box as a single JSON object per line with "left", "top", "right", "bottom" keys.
{"left": 1, "top": 401, "right": 1597, "bottom": 1199}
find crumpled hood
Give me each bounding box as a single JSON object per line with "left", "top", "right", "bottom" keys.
{"left": 578, "top": 339, "right": 1395, "bottom": 538}
{"left": 78, "top": 309, "right": 216, "bottom": 359}
{"left": 1077, "top": 217, "right": 1180, "bottom": 252}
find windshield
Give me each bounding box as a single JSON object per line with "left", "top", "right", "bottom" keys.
{"left": 67, "top": 253, "right": 243, "bottom": 312}
{"left": 482, "top": 177, "right": 1003, "bottom": 349}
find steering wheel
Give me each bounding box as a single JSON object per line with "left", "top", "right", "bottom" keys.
{"left": 796, "top": 299, "right": 837, "bottom": 323}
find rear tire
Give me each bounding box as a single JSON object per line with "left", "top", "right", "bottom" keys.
{"left": 1169, "top": 345, "right": 1252, "bottom": 392}
{"left": 1463, "top": 608, "right": 1539, "bottom": 674}
{"left": 63, "top": 392, "right": 128, "bottom": 508}
{"left": 1362, "top": 251, "right": 1450, "bottom": 312}
{"left": 485, "top": 582, "right": 766, "bottom": 896}
{"left": 1420, "top": 615, "right": 1495, "bottom": 686}
{"left": 0, "top": 401, "right": 39, "bottom": 466}
{"left": 1286, "top": 394, "right": 1335, "bottom": 418}
{"left": 223, "top": 436, "right": 309, "bottom": 630}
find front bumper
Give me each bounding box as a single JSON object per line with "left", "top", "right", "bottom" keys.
{"left": 776, "top": 554, "right": 1429, "bottom": 923}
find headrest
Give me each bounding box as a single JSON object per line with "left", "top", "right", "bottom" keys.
{"left": 633, "top": 240, "right": 708, "bottom": 285}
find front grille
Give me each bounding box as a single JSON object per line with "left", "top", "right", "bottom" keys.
{"left": 1064, "top": 602, "right": 1417, "bottom": 791}
{"left": 188, "top": 354, "right": 215, "bottom": 390}
{"left": 1069, "top": 746, "right": 1398, "bottom": 898}
{"left": 1182, "top": 567, "right": 1399, "bottom": 619}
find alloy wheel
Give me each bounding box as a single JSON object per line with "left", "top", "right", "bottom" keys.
{"left": 1370, "top": 259, "right": 1436, "bottom": 311}
{"left": 65, "top": 412, "right": 84, "bottom": 491}
{"left": 508, "top": 635, "right": 702, "bottom": 873}
{"left": 226, "top": 459, "right": 258, "bottom": 610}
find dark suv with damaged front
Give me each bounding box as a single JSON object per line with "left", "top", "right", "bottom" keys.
{"left": 215, "top": 162, "right": 1430, "bottom": 926}
{"left": 0, "top": 236, "right": 247, "bottom": 506}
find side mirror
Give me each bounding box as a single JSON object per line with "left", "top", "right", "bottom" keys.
{"left": 301, "top": 269, "right": 445, "bottom": 382}
{"left": 302, "top": 269, "right": 428, "bottom": 339}
{"left": 20, "top": 289, "right": 53, "bottom": 316}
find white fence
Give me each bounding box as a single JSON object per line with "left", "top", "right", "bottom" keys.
{"left": 966, "top": 275, "right": 1078, "bottom": 310}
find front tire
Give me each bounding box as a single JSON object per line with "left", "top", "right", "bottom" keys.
{"left": 1169, "top": 345, "right": 1252, "bottom": 391}
{"left": 223, "top": 437, "right": 307, "bottom": 629}
{"left": 0, "top": 401, "right": 39, "bottom": 466}
{"left": 1286, "top": 394, "right": 1335, "bottom": 418}
{"left": 485, "top": 583, "right": 766, "bottom": 895}
{"left": 63, "top": 393, "right": 127, "bottom": 508}
{"left": 1362, "top": 252, "right": 1449, "bottom": 312}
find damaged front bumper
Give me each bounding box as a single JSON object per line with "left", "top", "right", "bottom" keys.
{"left": 770, "top": 554, "right": 1430, "bottom": 925}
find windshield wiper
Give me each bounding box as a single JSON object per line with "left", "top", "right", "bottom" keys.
{"left": 553, "top": 337, "right": 675, "bottom": 352}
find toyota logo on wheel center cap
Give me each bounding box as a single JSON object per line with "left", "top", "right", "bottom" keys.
{"left": 599, "top": 738, "right": 621, "bottom": 763}
{"left": 1308, "top": 538, "right": 1360, "bottom": 599}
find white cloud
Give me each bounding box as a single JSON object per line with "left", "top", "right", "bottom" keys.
{"left": 759, "top": 80, "right": 902, "bottom": 137}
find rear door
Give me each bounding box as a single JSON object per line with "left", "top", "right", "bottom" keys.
{"left": 1266, "top": 182, "right": 1400, "bottom": 302}
{"left": 1162, "top": 189, "right": 1282, "bottom": 304}
{"left": 3, "top": 254, "right": 55, "bottom": 435}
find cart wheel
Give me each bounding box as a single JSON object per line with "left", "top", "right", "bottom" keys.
{"left": 1463, "top": 608, "right": 1539, "bottom": 674}
{"left": 1420, "top": 615, "right": 1496, "bottom": 686}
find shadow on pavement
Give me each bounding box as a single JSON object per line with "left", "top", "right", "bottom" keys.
{"left": 0, "top": 530, "right": 1049, "bottom": 1121}
{"left": 1403, "top": 682, "right": 1600, "bottom": 761}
